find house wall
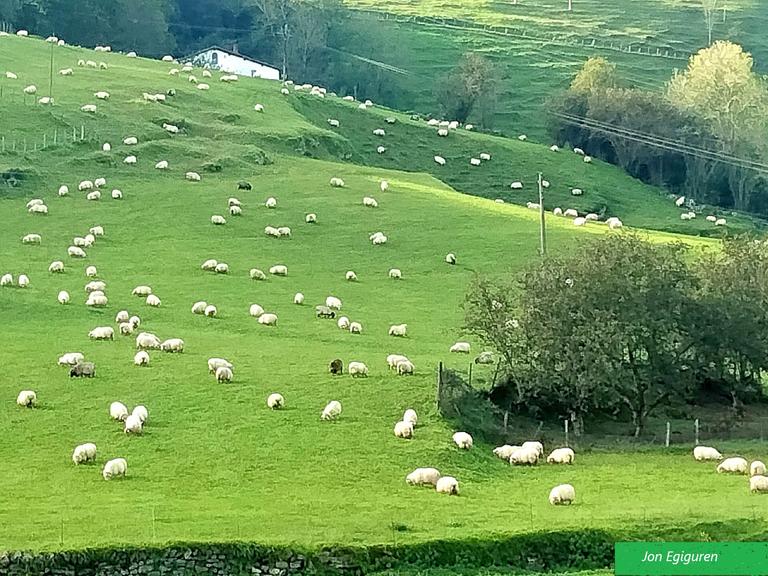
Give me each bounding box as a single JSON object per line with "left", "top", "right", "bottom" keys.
{"left": 190, "top": 50, "right": 280, "bottom": 81}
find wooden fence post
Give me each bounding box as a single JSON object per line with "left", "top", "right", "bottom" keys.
{"left": 665, "top": 421, "right": 671, "bottom": 447}
{"left": 694, "top": 418, "right": 700, "bottom": 445}
{"left": 565, "top": 419, "right": 569, "bottom": 447}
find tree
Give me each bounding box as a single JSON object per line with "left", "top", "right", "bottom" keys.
{"left": 434, "top": 53, "right": 498, "bottom": 126}
{"left": 569, "top": 56, "right": 618, "bottom": 94}
{"left": 466, "top": 235, "right": 699, "bottom": 436}
{"left": 667, "top": 41, "right": 768, "bottom": 211}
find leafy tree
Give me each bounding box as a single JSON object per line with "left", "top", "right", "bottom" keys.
{"left": 466, "top": 235, "right": 700, "bottom": 436}
{"left": 701, "top": 0, "right": 719, "bottom": 45}
{"left": 569, "top": 56, "right": 618, "bottom": 94}
{"left": 434, "top": 53, "right": 498, "bottom": 125}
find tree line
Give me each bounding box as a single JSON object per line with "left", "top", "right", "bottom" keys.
{"left": 549, "top": 41, "right": 768, "bottom": 216}
{"left": 465, "top": 234, "right": 768, "bottom": 437}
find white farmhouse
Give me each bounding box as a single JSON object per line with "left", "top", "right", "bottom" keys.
{"left": 185, "top": 45, "right": 280, "bottom": 80}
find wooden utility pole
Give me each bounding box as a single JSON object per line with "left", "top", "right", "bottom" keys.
{"left": 538, "top": 172, "right": 547, "bottom": 256}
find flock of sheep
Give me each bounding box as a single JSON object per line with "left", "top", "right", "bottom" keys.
{"left": 694, "top": 446, "right": 768, "bottom": 493}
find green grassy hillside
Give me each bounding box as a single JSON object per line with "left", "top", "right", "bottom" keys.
{"left": 338, "top": 1, "right": 768, "bottom": 138}
{"left": 0, "top": 36, "right": 764, "bottom": 555}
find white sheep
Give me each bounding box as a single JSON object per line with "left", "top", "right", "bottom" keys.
{"left": 434, "top": 155, "right": 446, "bottom": 166}
{"left": 86, "top": 265, "right": 98, "bottom": 278}
{"left": 510, "top": 181, "right": 523, "bottom": 190}
{"left": 327, "top": 118, "right": 340, "bottom": 127}
{"left": 216, "top": 366, "right": 234, "bottom": 383}
{"left": 161, "top": 338, "right": 184, "bottom": 352}
{"left": 258, "top": 313, "right": 278, "bottom": 326}
{"left": 204, "top": 305, "right": 218, "bottom": 318}
{"left": 197, "top": 82, "right": 210, "bottom": 90}
{"left": 16, "top": 390, "right": 36, "bottom": 407}
{"left": 750, "top": 461, "right": 766, "bottom": 477}
{"left": 265, "top": 197, "right": 277, "bottom": 208}
{"left": 155, "top": 160, "right": 169, "bottom": 170}
{"left": 717, "top": 457, "right": 748, "bottom": 474}
{"left": 57, "top": 290, "right": 70, "bottom": 304}
{"left": 403, "top": 408, "right": 418, "bottom": 427}
{"left": 305, "top": 213, "right": 317, "bottom": 224}
{"left": 321, "top": 400, "right": 342, "bottom": 420}
{"left": 571, "top": 188, "right": 583, "bottom": 196}
{"left": 373, "top": 128, "right": 386, "bottom": 136}
{"left": 230, "top": 206, "right": 242, "bottom": 217}
{"left": 134, "top": 351, "right": 150, "bottom": 366}
{"left": 94, "top": 91, "right": 110, "bottom": 100}
{"left": 387, "top": 354, "right": 408, "bottom": 369}
{"left": 135, "top": 332, "right": 162, "bottom": 349}
{"left": 337, "top": 316, "right": 350, "bottom": 330}
{"left": 549, "top": 484, "right": 575, "bottom": 505}
{"left": 269, "top": 265, "right": 287, "bottom": 276}
{"left": 346, "top": 271, "right": 358, "bottom": 281}
{"left": 86, "top": 191, "right": 101, "bottom": 201}
{"left": 22, "top": 233, "right": 41, "bottom": 244}
{"left": 326, "top": 296, "right": 342, "bottom": 310}
{"left": 450, "top": 342, "right": 470, "bottom": 353}
{"left": 452, "top": 432, "right": 473, "bottom": 450}
{"left": 111, "top": 189, "right": 123, "bottom": 200}
{"left": 564, "top": 208, "right": 579, "bottom": 218}
{"left": 0, "top": 273, "right": 12, "bottom": 286}
{"left": 124, "top": 155, "right": 137, "bottom": 165}
{"left": 57, "top": 352, "right": 85, "bottom": 366}
{"left": 250, "top": 268, "right": 267, "bottom": 281}
{"left": 445, "top": 253, "right": 456, "bottom": 265}
{"left": 277, "top": 226, "right": 291, "bottom": 237}
{"left": 493, "top": 445, "right": 521, "bottom": 460}
{"left": 435, "top": 476, "right": 459, "bottom": 495}
{"left": 191, "top": 301, "right": 207, "bottom": 315}
{"left": 88, "top": 326, "right": 114, "bottom": 340}
{"left": 16, "top": 274, "right": 29, "bottom": 288}
{"left": 249, "top": 304, "right": 265, "bottom": 318}
{"left": 115, "top": 310, "right": 130, "bottom": 324}
{"left": 573, "top": 217, "right": 587, "bottom": 226}
{"left": 470, "top": 158, "right": 481, "bottom": 166}
{"left": 751, "top": 475, "right": 768, "bottom": 493}
{"left": 110, "top": 401, "right": 129, "bottom": 421}
{"left": 547, "top": 447, "right": 575, "bottom": 464}
{"left": 132, "top": 285, "right": 152, "bottom": 297}
{"left": 119, "top": 322, "right": 134, "bottom": 336}
{"left": 607, "top": 217, "right": 624, "bottom": 230}
{"left": 349, "top": 321, "right": 363, "bottom": 334}
{"left": 405, "top": 467, "right": 440, "bottom": 486}
{"left": 215, "top": 263, "right": 229, "bottom": 274}
{"left": 102, "top": 458, "right": 127, "bottom": 480}
{"left": 49, "top": 261, "right": 64, "bottom": 275}
{"left": 372, "top": 234, "right": 388, "bottom": 245}
{"left": 715, "top": 218, "right": 727, "bottom": 226}
{"left": 211, "top": 215, "right": 226, "bottom": 225}
{"left": 208, "top": 358, "right": 233, "bottom": 374}
{"left": 267, "top": 393, "right": 285, "bottom": 409}
{"left": 58, "top": 185, "right": 69, "bottom": 196}
{"left": 396, "top": 360, "right": 414, "bottom": 375}
{"left": 693, "top": 446, "right": 722, "bottom": 461}
{"left": 72, "top": 443, "right": 97, "bottom": 465}
{"left": 349, "top": 361, "right": 369, "bottom": 377}
{"left": 23, "top": 84, "right": 37, "bottom": 95}
{"left": 394, "top": 421, "right": 414, "bottom": 439}
{"left": 81, "top": 104, "right": 97, "bottom": 113}
{"left": 294, "top": 292, "right": 304, "bottom": 305}
{"left": 510, "top": 447, "right": 539, "bottom": 465}
{"left": 388, "top": 324, "right": 407, "bottom": 337}
{"left": 362, "top": 196, "right": 378, "bottom": 208}
{"left": 28, "top": 204, "right": 48, "bottom": 214}
{"left": 146, "top": 294, "right": 161, "bottom": 307}
{"left": 185, "top": 172, "right": 201, "bottom": 182}
{"left": 377, "top": 146, "right": 387, "bottom": 154}
{"left": 129, "top": 315, "right": 141, "bottom": 329}
{"left": 123, "top": 136, "right": 138, "bottom": 145}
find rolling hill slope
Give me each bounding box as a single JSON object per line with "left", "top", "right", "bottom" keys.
{"left": 0, "top": 36, "right": 763, "bottom": 555}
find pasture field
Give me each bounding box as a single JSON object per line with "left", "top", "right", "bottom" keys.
{"left": 0, "top": 36, "right": 765, "bottom": 557}
{"left": 339, "top": 0, "right": 768, "bottom": 137}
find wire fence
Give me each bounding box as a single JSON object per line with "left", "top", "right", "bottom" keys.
{"left": 350, "top": 8, "right": 691, "bottom": 61}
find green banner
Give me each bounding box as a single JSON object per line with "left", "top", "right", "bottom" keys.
{"left": 615, "top": 542, "right": 768, "bottom": 575}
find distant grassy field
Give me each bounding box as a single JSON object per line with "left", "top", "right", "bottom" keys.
{"left": 338, "top": 0, "right": 768, "bottom": 138}
{"left": 0, "top": 36, "right": 765, "bottom": 556}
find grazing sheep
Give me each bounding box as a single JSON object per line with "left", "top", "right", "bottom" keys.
{"left": 269, "top": 265, "right": 287, "bottom": 276}
{"left": 547, "top": 447, "right": 575, "bottom": 464}
{"left": 434, "top": 155, "right": 446, "bottom": 166}
{"left": 215, "top": 263, "right": 229, "bottom": 274}
{"left": 321, "top": 400, "right": 342, "bottom": 421}
{"left": 305, "top": 213, "right": 317, "bottom": 223}
{"left": 129, "top": 315, "right": 141, "bottom": 329}
{"left": 110, "top": 402, "right": 129, "bottom": 421}
{"left": 388, "top": 324, "right": 407, "bottom": 337}
{"left": 132, "top": 285, "right": 152, "bottom": 297}
{"left": 264, "top": 226, "right": 280, "bottom": 237}
{"left": 102, "top": 458, "right": 128, "bottom": 480}
{"left": 706, "top": 215, "right": 718, "bottom": 223}
{"left": 86, "top": 191, "right": 101, "bottom": 201}
{"left": 185, "top": 172, "right": 201, "bottom": 182}
{"left": 493, "top": 445, "right": 521, "bottom": 460}
{"left": 0, "top": 273, "right": 12, "bottom": 286}
{"left": 522, "top": 441, "right": 544, "bottom": 458}
{"left": 203, "top": 305, "right": 217, "bottom": 318}
{"left": 549, "top": 484, "right": 575, "bottom": 505}
{"left": 49, "top": 261, "right": 64, "bottom": 273}
{"left": 573, "top": 217, "right": 587, "bottom": 227}
{"left": 88, "top": 327, "right": 114, "bottom": 341}
{"left": 325, "top": 296, "right": 342, "bottom": 310}
{"left": 693, "top": 446, "right": 722, "bottom": 461}
{"left": 436, "top": 476, "right": 459, "bottom": 495}
{"left": 372, "top": 233, "right": 388, "bottom": 245}
{"left": 337, "top": 316, "right": 350, "bottom": 329}
{"left": 250, "top": 268, "right": 267, "bottom": 281}
{"left": 394, "top": 421, "right": 414, "bottom": 439}
{"left": 373, "top": 128, "right": 386, "bottom": 136}
{"left": 265, "top": 197, "right": 278, "bottom": 209}
{"left": 119, "top": 322, "right": 134, "bottom": 336}
{"left": 277, "top": 226, "right": 291, "bottom": 237}
{"left": 406, "top": 468, "right": 441, "bottom": 487}
{"left": 81, "top": 104, "right": 97, "bottom": 113}
{"left": 510, "top": 447, "right": 539, "bottom": 465}
{"left": 510, "top": 181, "right": 523, "bottom": 190}
{"left": 349, "top": 321, "right": 362, "bottom": 334}
{"left": 445, "top": 253, "right": 456, "bottom": 265}
{"left": 16, "top": 390, "right": 36, "bottom": 407}
{"left": 162, "top": 123, "right": 179, "bottom": 134}
{"left": 386, "top": 354, "right": 408, "bottom": 369}
{"left": 229, "top": 205, "right": 242, "bottom": 216}
{"left": 266, "top": 393, "right": 285, "bottom": 410}
{"left": 23, "top": 84, "right": 37, "bottom": 95}
{"left": 155, "top": 160, "right": 169, "bottom": 170}
{"left": 329, "top": 358, "right": 343, "bottom": 375}
{"left": 450, "top": 342, "right": 470, "bottom": 353}
{"left": 607, "top": 217, "right": 624, "bottom": 229}
{"left": 377, "top": 146, "right": 387, "bottom": 154}
{"left": 396, "top": 360, "right": 414, "bottom": 375}
{"left": 22, "top": 233, "right": 41, "bottom": 244}
{"left": 57, "top": 290, "right": 70, "bottom": 304}
{"left": 362, "top": 196, "right": 378, "bottom": 208}
{"left": 146, "top": 294, "right": 161, "bottom": 307}
{"left": 717, "top": 457, "right": 748, "bottom": 474}
{"left": 715, "top": 218, "right": 727, "bottom": 226}
{"left": 28, "top": 204, "right": 48, "bottom": 214}
{"left": 161, "top": 338, "right": 184, "bottom": 352}
{"left": 17, "top": 274, "right": 29, "bottom": 288}
{"left": 751, "top": 461, "right": 767, "bottom": 477}
{"left": 584, "top": 155, "right": 592, "bottom": 163}
{"left": 201, "top": 259, "right": 218, "bottom": 271}
{"left": 135, "top": 332, "right": 162, "bottom": 350}
{"left": 58, "top": 185, "right": 69, "bottom": 196}
{"left": 191, "top": 301, "right": 207, "bottom": 314}
{"left": 349, "top": 361, "right": 369, "bottom": 377}
{"left": 452, "top": 432, "right": 473, "bottom": 450}
{"left": 85, "top": 265, "right": 98, "bottom": 278}
{"left": 58, "top": 352, "right": 84, "bottom": 366}
{"left": 571, "top": 188, "right": 583, "bottom": 196}
{"left": 346, "top": 271, "right": 358, "bottom": 282}
{"left": 216, "top": 366, "right": 234, "bottom": 383}
{"left": 475, "top": 351, "right": 494, "bottom": 364}
{"left": 327, "top": 118, "right": 340, "bottom": 127}
{"left": 124, "top": 413, "right": 143, "bottom": 435}
{"left": 134, "top": 351, "right": 150, "bottom": 366}
{"left": 750, "top": 475, "right": 768, "bottom": 493}
{"left": 258, "top": 313, "right": 278, "bottom": 326}
{"left": 294, "top": 292, "right": 304, "bottom": 305}
{"left": 132, "top": 405, "right": 148, "bottom": 423}
{"left": 249, "top": 304, "right": 265, "bottom": 317}
{"left": 470, "top": 158, "right": 481, "bottom": 166}
{"left": 124, "top": 155, "right": 137, "bottom": 165}
{"left": 208, "top": 358, "right": 233, "bottom": 374}
{"left": 72, "top": 443, "right": 97, "bottom": 465}
{"left": 564, "top": 208, "right": 579, "bottom": 218}
{"left": 70, "top": 362, "right": 96, "bottom": 378}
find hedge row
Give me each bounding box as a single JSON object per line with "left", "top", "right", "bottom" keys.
{"left": 3, "top": 522, "right": 765, "bottom": 576}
